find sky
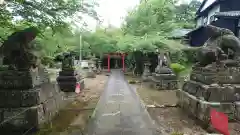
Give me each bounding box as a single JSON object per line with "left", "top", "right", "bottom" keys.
{"left": 84, "top": 0, "right": 203, "bottom": 30}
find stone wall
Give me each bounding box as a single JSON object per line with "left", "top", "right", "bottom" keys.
{"left": 0, "top": 70, "right": 72, "bottom": 133}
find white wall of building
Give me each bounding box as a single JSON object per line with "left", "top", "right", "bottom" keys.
{"left": 207, "top": 4, "right": 220, "bottom": 24}
{"left": 196, "top": 4, "right": 220, "bottom": 27}
{"left": 196, "top": 17, "right": 203, "bottom": 27}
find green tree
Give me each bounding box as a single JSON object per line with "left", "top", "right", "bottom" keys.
{"left": 1, "top": 0, "right": 98, "bottom": 31}
{"left": 174, "top": 0, "right": 201, "bottom": 28}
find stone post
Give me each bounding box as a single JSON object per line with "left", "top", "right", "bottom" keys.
{"left": 86, "top": 60, "right": 96, "bottom": 78}
{"left": 115, "top": 58, "right": 118, "bottom": 68}
{"left": 91, "top": 57, "right": 98, "bottom": 73}
{"left": 97, "top": 60, "right": 102, "bottom": 74}
{"left": 142, "top": 62, "right": 151, "bottom": 81}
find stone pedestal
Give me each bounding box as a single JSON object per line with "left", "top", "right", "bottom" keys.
{"left": 91, "top": 58, "right": 98, "bottom": 73}
{"left": 0, "top": 69, "right": 68, "bottom": 133}
{"left": 57, "top": 69, "right": 85, "bottom": 92}
{"left": 87, "top": 66, "right": 96, "bottom": 78}
{"left": 150, "top": 67, "right": 178, "bottom": 90}
{"left": 177, "top": 66, "right": 240, "bottom": 126}
{"left": 142, "top": 63, "right": 151, "bottom": 81}
{"left": 97, "top": 60, "right": 102, "bottom": 74}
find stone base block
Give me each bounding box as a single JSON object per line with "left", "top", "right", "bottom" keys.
{"left": 142, "top": 75, "right": 151, "bottom": 82}
{"left": 190, "top": 72, "right": 240, "bottom": 85}
{"left": 0, "top": 92, "right": 67, "bottom": 132}
{"left": 59, "top": 70, "right": 78, "bottom": 76}
{"left": 58, "top": 79, "right": 84, "bottom": 92}
{"left": 191, "top": 66, "right": 240, "bottom": 85}
{"left": 85, "top": 71, "right": 96, "bottom": 78}
{"left": 152, "top": 73, "right": 176, "bottom": 80}
{"left": 0, "top": 83, "right": 60, "bottom": 108}
{"left": 233, "top": 102, "right": 240, "bottom": 120}
{"left": 150, "top": 79, "right": 178, "bottom": 90}
{"left": 0, "top": 70, "right": 39, "bottom": 89}
{"left": 57, "top": 74, "right": 84, "bottom": 92}
{"left": 177, "top": 90, "right": 234, "bottom": 124}
{"left": 182, "top": 81, "right": 240, "bottom": 102}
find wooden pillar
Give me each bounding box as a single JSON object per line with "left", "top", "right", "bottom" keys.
{"left": 108, "top": 54, "right": 110, "bottom": 72}
{"left": 122, "top": 53, "right": 125, "bottom": 72}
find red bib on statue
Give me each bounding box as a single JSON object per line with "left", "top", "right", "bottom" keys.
{"left": 75, "top": 83, "right": 81, "bottom": 94}
{"left": 210, "top": 109, "right": 229, "bottom": 135}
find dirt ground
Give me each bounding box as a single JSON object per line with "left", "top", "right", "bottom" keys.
{"left": 35, "top": 74, "right": 108, "bottom": 135}
{"left": 136, "top": 85, "right": 207, "bottom": 135}
{"left": 125, "top": 75, "right": 240, "bottom": 135}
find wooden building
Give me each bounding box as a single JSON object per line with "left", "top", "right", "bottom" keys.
{"left": 187, "top": 0, "right": 240, "bottom": 47}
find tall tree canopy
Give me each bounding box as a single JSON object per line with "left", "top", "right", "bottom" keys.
{"left": 175, "top": 0, "right": 201, "bottom": 28}
{"left": 1, "top": 0, "right": 98, "bottom": 31}
{"left": 0, "top": 0, "right": 200, "bottom": 61}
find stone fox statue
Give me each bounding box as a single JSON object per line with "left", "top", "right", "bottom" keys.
{"left": 196, "top": 25, "right": 240, "bottom": 66}
{"left": 0, "top": 27, "right": 40, "bottom": 70}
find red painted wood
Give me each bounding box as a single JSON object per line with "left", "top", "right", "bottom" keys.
{"left": 122, "top": 54, "right": 125, "bottom": 72}
{"left": 108, "top": 54, "right": 110, "bottom": 72}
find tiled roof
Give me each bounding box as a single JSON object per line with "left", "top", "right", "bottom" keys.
{"left": 214, "top": 11, "right": 240, "bottom": 18}
{"left": 200, "top": 0, "right": 218, "bottom": 12}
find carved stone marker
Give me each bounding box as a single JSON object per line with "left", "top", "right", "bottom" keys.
{"left": 142, "top": 62, "right": 151, "bottom": 81}
{"left": 0, "top": 28, "right": 69, "bottom": 133}
{"left": 149, "top": 52, "right": 178, "bottom": 90}
{"left": 97, "top": 60, "right": 102, "bottom": 74}
{"left": 177, "top": 25, "right": 240, "bottom": 128}
{"left": 57, "top": 52, "right": 84, "bottom": 92}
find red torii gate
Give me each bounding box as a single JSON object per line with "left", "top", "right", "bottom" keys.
{"left": 105, "top": 52, "right": 128, "bottom": 72}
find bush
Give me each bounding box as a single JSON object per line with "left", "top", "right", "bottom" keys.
{"left": 182, "top": 47, "right": 200, "bottom": 64}
{"left": 169, "top": 47, "right": 200, "bottom": 66}
{"left": 41, "top": 56, "right": 55, "bottom": 67}
{"left": 170, "top": 63, "right": 186, "bottom": 76}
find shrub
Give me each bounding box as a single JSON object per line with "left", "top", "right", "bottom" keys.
{"left": 170, "top": 63, "right": 186, "bottom": 77}
{"left": 169, "top": 47, "right": 200, "bottom": 66}
{"left": 41, "top": 56, "right": 55, "bottom": 67}
{"left": 182, "top": 47, "right": 200, "bottom": 64}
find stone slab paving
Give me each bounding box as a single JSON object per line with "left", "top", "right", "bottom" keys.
{"left": 85, "top": 70, "right": 160, "bottom": 135}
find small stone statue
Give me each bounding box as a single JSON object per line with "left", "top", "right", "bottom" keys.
{"left": 155, "top": 52, "right": 171, "bottom": 73}
{"left": 178, "top": 25, "right": 240, "bottom": 126}
{"left": 0, "top": 27, "right": 40, "bottom": 70}
{"left": 62, "top": 52, "right": 74, "bottom": 70}
{"left": 142, "top": 62, "right": 151, "bottom": 81}
{"left": 150, "top": 52, "right": 177, "bottom": 90}
{"left": 97, "top": 60, "right": 102, "bottom": 74}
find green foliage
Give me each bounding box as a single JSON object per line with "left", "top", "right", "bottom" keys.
{"left": 41, "top": 56, "right": 55, "bottom": 67}
{"left": 1, "top": 0, "right": 98, "bottom": 31}
{"left": 174, "top": 0, "right": 201, "bottom": 29}
{"left": 0, "top": 0, "right": 199, "bottom": 68}
{"left": 170, "top": 63, "right": 186, "bottom": 76}
{"left": 123, "top": 0, "right": 177, "bottom": 36}
{"left": 182, "top": 47, "right": 200, "bottom": 63}
{"left": 171, "top": 132, "right": 184, "bottom": 135}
